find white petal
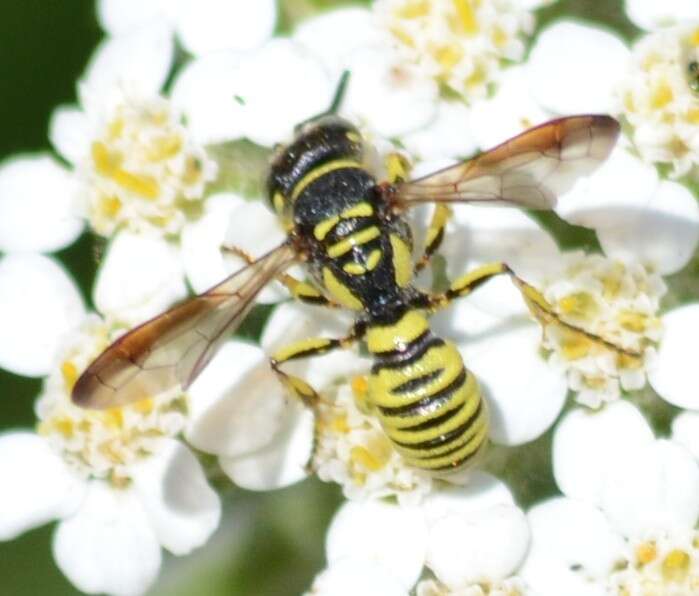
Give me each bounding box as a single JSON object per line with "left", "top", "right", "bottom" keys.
{"left": 601, "top": 439, "right": 699, "bottom": 539}
{"left": 0, "top": 254, "right": 85, "bottom": 376}
{"left": 649, "top": 304, "right": 699, "bottom": 409}
{"left": 186, "top": 342, "right": 286, "bottom": 457}
{"left": 0, "top": 155, "right": 83, "bottom": 253}
{"left": 93, "top": 231, "right": 186, "bottom": 326}
{"left": 219, "top": 402, "right": 314, "bottom": 490}
{"left": 401, "top": 100, "right": 478, "bottom": 161}
{"left": 625, "top": 0, "right": 699, "bottom": 30}
{"left": 175, "top": 194, "right": 289, "bottom": 304}
{"left": 671, "top": 411, "right": 699, "bottom": 461}
{"left": 343, "top": 46, "right": 438, "bottom": 138}
{"left": 293, "top": 8, "right": 382, "bottom": 74}
{"left": 130, "top": 439, "right": 220, "bottom": 556}
{"left": 520, "top": 497, "right": 623, "bottom": 596}
{"left": 466, "top": 325, "right": 567, "bottom": 446}
{"left": 48, "top": 106, "right": 94, "bottom": 166}
{"left": 174, "top": 0, "right": 276, "bottom": 55}
{"left": 309, "top": 557, "right": 408, "bottom": 596}
{"left": 468, "top": 66, "right": 551, "bottom": 150}
{"left": 557, "top": 144, "right": 659, "bottom": 222}
{"left": 427, "top": 504, "right": 529, "bottom": 586}
{"left": 421, "top": 472, "right": 515, "bottom": 525}
{"left": 53, "top": 482, "right": 162, "bottom": 596}
{"left": 553, "top": 401, "right": 654, "bottom": 504}
{"left": 326, "top": 500, "right": 427, "bottom": 590}
{"left": 595, "top": 181, "right": 699, "bottom": 275}
{"left": 0, "top": 432, "right": 85, "bottom": 540}
{"left": 170, "top": 53, "right": 247, "bottom": 145}
{"left": 527, "top": 22, "right": 630, "bottom": 114}
{"left": 234, "top": 39, "right": 333, "bottom": 147}
{"left": 97, "top": 0, "right": 173, "bottom": 35}
{"left": 80, "top": 23, "right": 174, "bottom": 110}
{"left": 222, "top": 197, "right": 289, "bottom": 303}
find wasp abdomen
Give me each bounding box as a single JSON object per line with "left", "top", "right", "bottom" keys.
{"left": 367, "top": 311, "right": 487, "bottom": 473}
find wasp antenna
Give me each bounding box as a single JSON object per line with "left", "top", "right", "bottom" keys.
{"left": 294, "top": 70, "right": 351, "bottom": 133}
{"left": 327, "top": 70, "right": 350, "bottom": 115}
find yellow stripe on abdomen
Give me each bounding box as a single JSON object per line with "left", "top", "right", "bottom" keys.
{"left": 367, "top": 313, "right": 487, "bottom": 475}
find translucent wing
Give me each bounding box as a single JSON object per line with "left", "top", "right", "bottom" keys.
{"left": 72, "top": 243, "right": 297, "bottom": 409}
{"left": 395, "top": 115, "right": 620, "bottom": 209}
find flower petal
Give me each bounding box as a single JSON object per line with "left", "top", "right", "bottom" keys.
{"left": 97, "top": 0, "right": 173, "bottom": 35}
{"left": 343, "top": 45, "right": 438, "bottom": 138}
{"left": 186, "top": 342, "right": 286, "bottom": 457}
{"left": 520, "top": 497, "right": 624, "bottom": 595}
{"left": 625, "top": 0, "right": 699, "bottom": 30}
{"left": 130, "top": 438, "right": 220, "bottom": 556}
{"left": 174, "top": 0, "right": 276, "bottom": 55}
{"left": 0, "top": 155, "right": 83, "bottom": 253}
{"left": 325, "top": 500, "right": 427, "bottom": 590}
{"left": 527, "top": 22, "right": 630, "bottom": 114}
{"left": 218, "top": 402, "right": 314, "bottom": 491}
{"left": 233, "top": 39, "right": 333, "bottom": 147}
{"left": 468, "top": 66, "right": 551, "bottom": 151}
{"left": 53, "top": 481, "right": 162, "bottom": 596}
{"left": 0, "top": 432, "right": 85, "bottom": 540}
{"left": 552, "top": 401, "right": 654, "bottom": 504}
{"left": 601, "top": 439, "right": 699, "bottom": 539}
{"left": 471, "top": 325, "right": 567, "bottom": 445}
{"left": 80, "top": 23, "right": 174, "bottom": 110}
{"left": 649, "top": 304, "right": 699, "bottom": 409}
{"left": 400, "top": 100, "right": 478, "bottom": 161}
{"left": 293, "top": 7, "right": 382, "bottom": 74}
{"left": 0, "top": 254, "right": 85, "bottom": 376}
{"left": 597, "top": 181, "right": 698, "bottom": 275}
{"left": 426, "top": 504, "right": 529, "bottom": 586}
{"left": 309, "top": 557, "right": 408, "bottom": 596}
{"left": 48, "top": 105, "right": 95, "bottom": 166}
{"left": 93, "top": 231, "right": 187, "bottom": 326}
{"left": 170, "top": 53, "right": 247, "bottom": 145}
{"left": 421, "top": 472, "right": 515, "bottom": 524}
{"left": 671, "top": 411, "right": 699, "bottom": 461}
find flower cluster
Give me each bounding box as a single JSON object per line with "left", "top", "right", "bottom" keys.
{"left": 2, "top": 0, "right": 699, "bottom": 595}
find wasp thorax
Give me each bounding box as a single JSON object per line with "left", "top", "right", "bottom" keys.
{"left": 266, "top": 116, "right": 364, "bottom": 216}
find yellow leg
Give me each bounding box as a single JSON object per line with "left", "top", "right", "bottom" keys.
{"left": 221, "top": 244, "right": 339, "bottom": 308}
{"left": 385, "top": 152, "right": 411, "bottom": 184}
{"left": 269, "top": 323, "right": 367, "bottom": 471}
{"left": 423, "top": 262, "right": 641, "bottom": 360}
{"left": 415, "top": 204, "right": 452, "bottom": 273}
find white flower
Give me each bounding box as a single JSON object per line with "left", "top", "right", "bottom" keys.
{"left": 49, "top": 25, "right": 218, "bottom": 238}
{"left": 0, "top": 314, "right": 221, "bottom": 596}
{"left": 308, "top": 473, "right": 529, "bottom": 595}
{"left": 521, "top": 400, "right": 699, "bottom": 594}
{"left": 97, "top": 0, "right": 277, "bottom": 56}
{"left": 619, "top": 25, "right": 699, "bottom": 177}
{"left": 625, "top": 0, "right": 699, "bottom": 32}
{"left": 374, "top": 0, "right": 534, "bottom": 99}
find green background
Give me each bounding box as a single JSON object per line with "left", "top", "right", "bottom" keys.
{"left": 0, "top": 1, "right": 665, "bottom": 595}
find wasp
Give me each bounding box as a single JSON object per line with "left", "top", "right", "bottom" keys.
{"left": 72, "top": 82, "right": 625, "bottom": 474}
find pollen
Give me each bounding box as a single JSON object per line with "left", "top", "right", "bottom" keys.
{"left": 560, "top": 334, "right": 592, "bottom": 361}
{"left": 36, "top": 316, "right": 189, "bottom": 482}
{"left": 636, "top": 541, "right": 658, "bottom": 565}
{"left": 84, "top": 95, "right": 217, "bottom": 237}
{"left": 558, "top": 292, "right": 599, "bottom": 320}
{"left": 376, "top": 0, "right": 534, "bottom": 98}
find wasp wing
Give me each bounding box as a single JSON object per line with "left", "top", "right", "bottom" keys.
{"left": 395, "top": 115, "right": 620, "bottom": 209}
{"left": 72, "top": 243, "right": 297, "bottom": 409}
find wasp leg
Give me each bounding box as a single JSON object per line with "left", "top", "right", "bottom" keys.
{"left": 385, "top": 152, "right": 411, "bottom": 184}
{"left": 270, "top": 322, "right": 367, "bottom": 473}
{"left": 421, "top": 262, "right": 641, "bottom": 360}
{"left": 415, "top": 204, "right": 452, "bottom": 273}
{"left": 221, "top": 244, "right": 339, "bottom": 308}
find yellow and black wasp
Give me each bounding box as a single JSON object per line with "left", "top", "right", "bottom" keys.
{"left": 72, "top": 80, "right": 625, "bottom": 474}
